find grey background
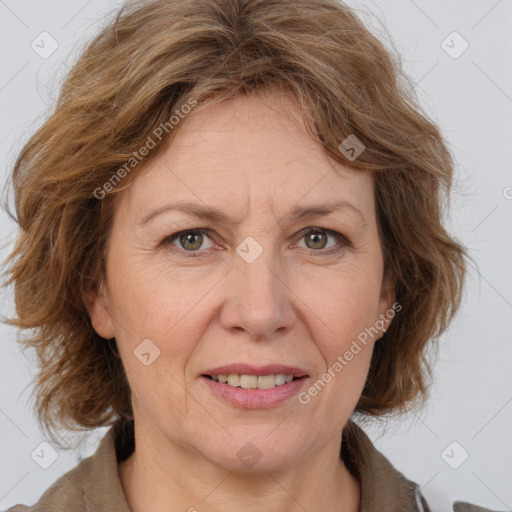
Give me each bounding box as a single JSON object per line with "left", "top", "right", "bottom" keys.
{"left": 0, "top": 1, "right": 511, "bottom": 511}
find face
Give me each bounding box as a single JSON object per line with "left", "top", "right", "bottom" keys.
{"left": 86, "top": 91, "right": 395, "bottom": 472}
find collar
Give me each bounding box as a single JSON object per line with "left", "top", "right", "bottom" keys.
{"left": 341, "top": 419, "right": 429, "bottom": 511}
{"left": 82, "top": 418, "right": 132, "bottom": 512}
{"left": 83, "top": 417, "right": 427, "bottom": 512}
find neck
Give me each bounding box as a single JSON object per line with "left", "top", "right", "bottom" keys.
{"left": 118, "top": 422, "right": 360, "bottom": 512}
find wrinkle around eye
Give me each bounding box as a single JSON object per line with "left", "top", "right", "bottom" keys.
{"left": 156, "top": 226, "right": 356, "bottom": 261}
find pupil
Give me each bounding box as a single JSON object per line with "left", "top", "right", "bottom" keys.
{"left": 181, "top": 233, "right": 202, "bottom": 250}
{"left": 307, "top": 232, "right": 326, "bottom": 249}
{"left": 180, "top": 232, "right": 326, "bottom": 251}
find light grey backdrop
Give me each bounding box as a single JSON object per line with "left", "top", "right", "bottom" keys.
{"left": 0, "top": 1, "right": 511, "bottom": 511}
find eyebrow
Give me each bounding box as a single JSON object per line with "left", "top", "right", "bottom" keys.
{"left": 138, "top": 200, "right": 366, "bottom": 226}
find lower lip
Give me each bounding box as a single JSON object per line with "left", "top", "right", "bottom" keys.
{"left": 201, "top": 376, "right": 309, "bottom": 409}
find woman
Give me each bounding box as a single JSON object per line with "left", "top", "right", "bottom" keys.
{"left": 2, "top": 0, "right": 495, "bottom": 511}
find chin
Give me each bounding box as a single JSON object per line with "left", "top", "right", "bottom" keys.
{"left": 193, "top": 431, "right": 308, "bottom": 473}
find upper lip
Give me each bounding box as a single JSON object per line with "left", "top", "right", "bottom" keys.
{"left": 203, "top": 363, "right": 309, "bottom": 378}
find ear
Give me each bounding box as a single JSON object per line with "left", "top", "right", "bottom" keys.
{"left": 377, "top": 272, "right": 397, "bottom": 333}
{"left": 83, "top": 280, "right": 115, "bottom": 339}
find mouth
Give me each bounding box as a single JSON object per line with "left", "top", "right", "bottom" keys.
{"left": 200, "top": 365, "right": 310, "bottom": 408}
{"left": 201, "top": 373, "right": 308, "bottom": 390}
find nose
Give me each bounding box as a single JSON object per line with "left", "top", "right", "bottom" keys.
{"left": 219, "top": 249, "right": 296, "bottom": 340}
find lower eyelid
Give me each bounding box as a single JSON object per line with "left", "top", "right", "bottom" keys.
{"left": 166, "top": 229, "right": 215, "bottom": 251}
{"left": 294, "top": 229, "right": 351, "bottom": 252}
{"left": 164, "top": 228, "right": 350, "bottom": 254}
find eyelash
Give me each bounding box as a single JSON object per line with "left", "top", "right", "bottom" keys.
{"left": 162, "top": 227, "right": 352, "bottom": 259}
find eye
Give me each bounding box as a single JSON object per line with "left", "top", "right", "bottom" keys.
{"left": 164, "top": 228, "right": 215, "bottom": 256}
{"left": 295, "top": 228, "right": 351, "bottom": 255}
{"left": 162, "top": 227, "right": 351, "bottom": 258}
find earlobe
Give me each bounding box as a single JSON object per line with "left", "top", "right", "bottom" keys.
{"left": 83, "top": 281, "right": 115, "bottom": 339}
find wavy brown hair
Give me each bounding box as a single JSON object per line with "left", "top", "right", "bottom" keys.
{"left": 2, "top": 0, "right": 467, "bottom": 447}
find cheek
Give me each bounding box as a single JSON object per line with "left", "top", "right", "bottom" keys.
{"left": 106, "top": 252, "right": 189, "bottom": 333}
{"left": 295, "top": 267, "right": 382, "bottom": 348}
{"left": 106, "top": 256, "right": 214, "bottom": 376}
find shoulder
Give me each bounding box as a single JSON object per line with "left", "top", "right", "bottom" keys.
{"left": 417, "top": 483, "right": 499, "bottom": 512}
{"left": 3, "top": 455, "right": 92, "bottom": 512}
{"left": 342, "top": 419, "right": 500, "bottom": 512}
{"left": 2, "top": 438, "right": 100, "bottom": 512}
{"left": 452, "top": 501, "right": 499, "bottom": 512}
{"left": 3, "top": 425, "right": 131, "bottom": 512}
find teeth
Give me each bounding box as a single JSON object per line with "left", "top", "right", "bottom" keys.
{"left": 227, "top": 374, "right": 240, "bottom": 387}
{"left": 257, "top": 375, "right": 274, "bottom": 389}
{"left": 211, "top": 373, "right": 298, "bottom": 389}
{"left": 275, "top": 374, "right": 287, "bottom": 386}
{"left": 240, "top": 375, "right": 258, "bottom": 389}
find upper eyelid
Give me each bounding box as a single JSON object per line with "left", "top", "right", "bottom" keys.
{"left": 294, "top": 227, "right": 349, "bottom": 242}
{"left": 165, "top": 227, "right": 350, "bottom": 250}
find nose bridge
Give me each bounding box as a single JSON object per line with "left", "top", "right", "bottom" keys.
{"left": 221, "top": 239, "right": 294, "bottom": 339}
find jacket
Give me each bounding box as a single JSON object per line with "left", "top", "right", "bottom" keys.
{"left": 4, "top": 417, "right": 496, "bottom": 512}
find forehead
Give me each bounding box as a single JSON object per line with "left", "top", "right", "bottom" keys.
{"left": 117, "top": 92, "right": 374, "bottom": 223}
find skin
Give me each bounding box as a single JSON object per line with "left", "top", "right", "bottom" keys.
{"left": 85, "top": 90, "right": 395, "bottom": 512}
